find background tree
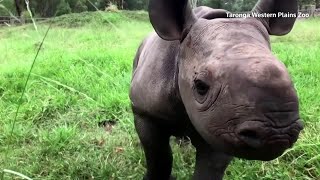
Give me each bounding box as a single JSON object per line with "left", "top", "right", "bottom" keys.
{"left": 1, "top": 0, "right": 319, "bottom": 18}
{"left": 199, "top": 0, "right": 257, "bottom": 11}
{"left": 199, "top": 0, "right": 222, "bottom": 8}
{"left": 298, "top": 0, "right": 315, "bottom": 9}
{"left": 126, "top": 0, "right": 148, "bottom": 10}
{"left": 56, "top": 0, "right": 71, "bottom": 16}
{"left": 73, "top": 0, "right": 88, "bottom": 13}
{"left": 31, "top": 0, "right": 59, "bottom": 17}
{"left": 14, "top": 0, "right": 27, "bottom": 16}
{"left": 0, "top": 0, "right": 16, "bottom": 16}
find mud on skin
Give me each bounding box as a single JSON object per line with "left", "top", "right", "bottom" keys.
{"left": 130, "top": 0, "right": 303, "bottom": 179}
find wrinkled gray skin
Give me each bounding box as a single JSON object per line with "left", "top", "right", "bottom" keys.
{"left": 130, "top": 0, "right": 303, "bottom": 179}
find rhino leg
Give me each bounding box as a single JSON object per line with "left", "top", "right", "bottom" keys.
{"left": 191, "top": 135, "right": 233, "bottom": 180}
{"left": 134, "top": 114, "right": 175, "bottom": 180}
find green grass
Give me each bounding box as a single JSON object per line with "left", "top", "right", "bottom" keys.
{"left": 0, "top": 11, "right": 319, "bottom": 179}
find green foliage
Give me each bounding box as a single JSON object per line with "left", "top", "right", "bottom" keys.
{"left": 126, "top": 0, "right": 148, "bottom": 10}
{"left": 0, "top": 11, "right": 319, "bottom": 180}
{"left": 0, "top": 0, "right": 16, "bottom": 16}
{"left": 299, "top": 0, "right": 316, "bottom": 6}
{"left": 234, "top": 0, "right": 257, "bottom": 11}
{"left": 31, "top": 0, "right": 60, "bottom": 17}
{"left": 73, "top": 1, "right": 88, "bottom": 13}
{"left": 1, "top": 0, "right": 320, "bottom": 17}
{"left": 199, "top": 0, "right": 318, "bottom": 12}
{"left": 56, "top": 0, "right": 72, "bottom": 16}
{"left": 0, "top": 0, "right": 320, "bottom": 17}
{"left": 105, "top": 2, "right": 119, "bottom": 12}
{"left": 199, "top": 0, "right": 222, "bottom": 8}
{"left": 21, "top": 10, "right": 32, "bottom": 18}
{"left": 199, "top": 0, "right": 258, "bottom": 12}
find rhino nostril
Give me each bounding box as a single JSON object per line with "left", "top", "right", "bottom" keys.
{"left": 239, "top": 129, "right": 259, "bottom": 139}
{"left": 237, "top": 128, "right": 263, "bottom": 148}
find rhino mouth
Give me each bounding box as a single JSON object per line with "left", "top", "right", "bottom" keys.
{"left": 228, "top": 119, "right": 303, "bottom": 160}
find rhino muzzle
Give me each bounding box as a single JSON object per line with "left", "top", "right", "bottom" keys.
{"left": 234, "top": 117, "right": 303, "bottom": 160}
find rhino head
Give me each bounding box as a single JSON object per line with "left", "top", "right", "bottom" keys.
{"left": 148, "top": 0, "right": 303, "bottom": 161}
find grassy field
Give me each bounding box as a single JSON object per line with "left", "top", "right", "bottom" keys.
{"left": 0, "top": 11, "right": 319, "bottom": 180}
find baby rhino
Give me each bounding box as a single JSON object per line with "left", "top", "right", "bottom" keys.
{"left": 130, "top": 0, "right": 303, "bottom": 179}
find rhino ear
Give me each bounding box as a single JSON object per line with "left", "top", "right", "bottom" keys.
{"left": 252, "top": 0, "right": 298, "bottom": 35}
{"left": 148, "top": 0, "right": 197, "bottom": 41}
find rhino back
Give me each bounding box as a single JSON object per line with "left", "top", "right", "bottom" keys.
{"left": 130, "top": 33, "right": 185, "bottom": 121}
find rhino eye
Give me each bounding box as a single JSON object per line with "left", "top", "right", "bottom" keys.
{"left": 194, "top": 80, "right": 209, "bottom": 96}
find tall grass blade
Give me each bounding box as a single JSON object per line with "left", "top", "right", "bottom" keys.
{"left": 2, "top": 169, "right": 33, "bottom": 180}
{"left": 4, "top": 20, "right": 54, "bottom": 174}
{"left": 9, "top": 23, "right": 52, "bottom": 139}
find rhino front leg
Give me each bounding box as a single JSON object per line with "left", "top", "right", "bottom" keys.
{"left": 134, "top": 114, "right": 174, "bottom": 180}
{"left": 193, "top": 149, "right": 232, "bottom": 180}
{"left": 191, "top": 135, "right": 233, "bottom": 180}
